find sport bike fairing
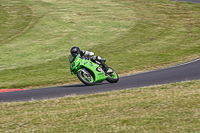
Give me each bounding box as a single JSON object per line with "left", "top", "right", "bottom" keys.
{"left": 69, "top": 54, "right": 108, "bottom": 82}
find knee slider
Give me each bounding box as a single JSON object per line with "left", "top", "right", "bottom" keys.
{"left": 97, "top": 56, "right": 101, "bottom": 61}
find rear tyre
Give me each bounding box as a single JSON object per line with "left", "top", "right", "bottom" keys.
{"left": 77, "top": 68, "right": 94, "bottom": 86}
{"left": 106, "top": 68, "right": 119, "bottom": 83}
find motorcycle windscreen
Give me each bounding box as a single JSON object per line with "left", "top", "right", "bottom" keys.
{"left": 68, "top": 55, "right": 74, "bottom": 63}
{"left": 69, "top": 54, "right": 79, "bottom": 63}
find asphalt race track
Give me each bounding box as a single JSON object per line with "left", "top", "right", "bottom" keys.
{"left": 175, "top": 0, "right": 200, "bottom": 4}
{"left": 0, "top": 0, "right": 200, "bottom": 103}
{"left": 1, "top": 58, "right": 200, "bottom": 102}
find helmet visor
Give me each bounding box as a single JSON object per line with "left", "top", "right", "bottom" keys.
{"left": 71, "top": 53, "right": 78, "bottom": 58}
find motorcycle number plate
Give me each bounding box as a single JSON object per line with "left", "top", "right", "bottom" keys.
{"left": 96, "top": 67, "right": 102, "bottom": 72}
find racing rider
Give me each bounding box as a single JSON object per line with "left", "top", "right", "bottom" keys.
{"left": 70, "top": 46, "right": 113, "bottom": 74}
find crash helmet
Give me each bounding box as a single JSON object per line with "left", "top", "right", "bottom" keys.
{"left": 70, "top": 46, "right": 80, "bottom": 57}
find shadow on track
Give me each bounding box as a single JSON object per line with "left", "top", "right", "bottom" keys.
{"left": 63, "top": 82, "right": 110, "bottom": 88}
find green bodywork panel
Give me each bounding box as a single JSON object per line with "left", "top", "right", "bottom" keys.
{"left": 69, "top": 54, "right": 107, "bottom": 82}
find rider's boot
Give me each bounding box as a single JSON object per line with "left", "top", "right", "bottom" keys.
{"left": 91, "top": 56, "right": 114, "bottom": 74}
{"left": 99, "top": 60, "right": 114, "bottom": 75}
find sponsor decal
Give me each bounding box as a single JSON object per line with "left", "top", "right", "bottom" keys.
{"left": 98, "top": 72, "right": 104, "bottom": 75}
{"left": 90, "top": 62, "right": 93, "bottom": 67}
{"left": 71, "top": 62, "right": 75, "bottom": 68}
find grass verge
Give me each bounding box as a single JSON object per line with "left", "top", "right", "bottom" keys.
{"left": 0, "top": 80, "right": 200, "bottom": 132}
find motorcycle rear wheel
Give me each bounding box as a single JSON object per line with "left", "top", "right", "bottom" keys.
{"left": 77, "top": 68, "right": 94, "bottom": 86}
{"left": 106, "top": 68, "right": 119, "bottom": 83}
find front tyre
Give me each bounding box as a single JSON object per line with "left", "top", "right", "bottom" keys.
{"left": 77, "top": 68, "right": 94, "bottom": 86}
{"left": 106, "top": 68, "right": 119, "bottom": 83}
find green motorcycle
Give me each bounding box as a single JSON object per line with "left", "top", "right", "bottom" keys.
{"left": 69, "top": 54, "right": 119, "bottom": 86}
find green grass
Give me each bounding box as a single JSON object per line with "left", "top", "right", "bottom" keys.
{"left": 0, "top": 80, "right": 200, "bottom": 132}
{"left": 0, "top": 0, "right": 200, "bottom": 89}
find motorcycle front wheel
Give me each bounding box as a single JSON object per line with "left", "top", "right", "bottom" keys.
{"left": 77, "top": 68, "right": 94, "bottom": 86}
